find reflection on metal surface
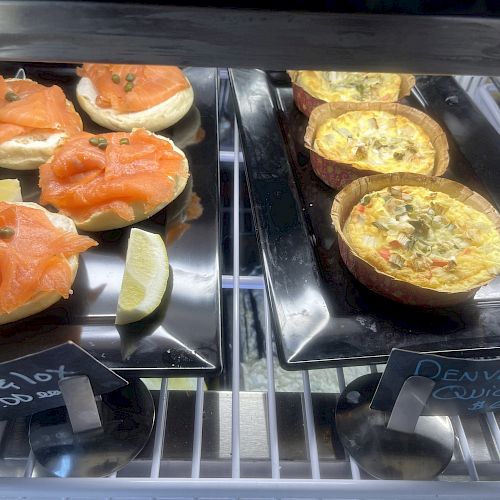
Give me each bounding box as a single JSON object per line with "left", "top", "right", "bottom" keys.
{"left": 0, "top": 63, "right": 221, "bottom": 377}
{"left": 217, "top": 392, "right": 269, "bottom": 460}
{"left": 170, "top": 106, "right": 205, "bottom": 150}
{"left": 166, "top": 191, "right": 204, "bottom": 247}
{"left": 474, "top": 276, "right": 500, "bottom": 301}
{"left": 336, "top": 373, "right": 454, "bottom": 480}
{"left": 229, "top": 69, "right": 332, "bottom": 371}
{"left": 29, "top": 379, "right": 154, "bottom": 478}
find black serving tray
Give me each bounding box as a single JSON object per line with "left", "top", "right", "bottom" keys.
{"left": 0, "top": 63, "right": 221, "bottom": 377}
{"left": 231, "top": 68, "right": 500, "bottom": 370}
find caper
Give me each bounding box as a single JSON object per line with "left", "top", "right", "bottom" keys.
{"left": 119, "top": 138, "right": 130, "bottom": 145}
{"left": 111, "top": 74, "right": 121, "bottom": 84}
{"left": 124, "top": 82, "right": 134, "bottom": 92}
{"left": 0, "top": 227, "right": 15, "bottom": 239}
{"left": 5, "top": 91, "right": 20, "bottom": 102}
{"left": 89, "top": 137, "right": 100, "bottom": 146}
{"left": 125, "top": 73, "right": 135, "bottom": 82}
{"left": 97, "top": 138, "right": 108, "bottom": 149}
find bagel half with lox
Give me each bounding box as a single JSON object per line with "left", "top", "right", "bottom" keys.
{"left": 76, "top": 64, "right": 194, "bottom": 132}
{"left": 39, "top": 128, "right": 190, "bottom": 232}
{"left": 0, "top": 77, "right": 83, "bottom": 170}
{"left": 0, "top": 201, "right": 97, "bottom": 325}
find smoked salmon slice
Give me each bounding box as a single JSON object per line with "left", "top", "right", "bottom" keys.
{"left": 0, "top": 77, "right": 82, "bottom": 144}
{"left": 0, "top": 202, "right": 97, "bottom": 314}
{"left": 77, "top": 64, "right": 190, "bottom": 113}
{"left": 39, "top": 129, "right": 189, "bottom": 224}
{"left": 165, "top": 192, "right": 203, "bottom": 247}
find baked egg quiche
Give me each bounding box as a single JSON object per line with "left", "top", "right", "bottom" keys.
{"left": 313, "top": 110, "right": 435, "bottom": 175}
{"left": 343, "top": 185, "right": 500, "bottom": 292}
{"left": 291, "top": 71, "right": 405, "bottom": 103}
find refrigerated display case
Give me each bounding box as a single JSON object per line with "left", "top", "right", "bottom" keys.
{"left": 0, "top": 1, "right": 500, "bottom": 498}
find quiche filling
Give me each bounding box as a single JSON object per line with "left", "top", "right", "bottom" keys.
{"left": 293, "top": 71, "right": 402, "bottom": 102}
{"left": 313, "top": 111, "right": 435, "bottom": 174}
{"left": 343, "top": 186, "right": 500, "bottom": 292}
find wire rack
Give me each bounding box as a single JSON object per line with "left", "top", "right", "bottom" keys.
{"left": 0, "top": 71, "right": 500, "bottom": 499}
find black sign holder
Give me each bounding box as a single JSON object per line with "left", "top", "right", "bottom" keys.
{"left": 335, "top": 372, "right": 455, "bottom": 480}
{"left": 29, "top": 375, "right": 154, "bottom": 477}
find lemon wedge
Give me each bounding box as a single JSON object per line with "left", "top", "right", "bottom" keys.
{"left": 115, "top": 228, "right": 169, "bottom": 325}
{"left": 0, "top": 179, "right": 22, "bottom": 202}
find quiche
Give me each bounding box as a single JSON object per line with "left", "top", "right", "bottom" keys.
{"left": 304, "top": 102, "right": 449, "bottom": 190}
{"left": 288, "top": 70, "right": 415, "bottom": 116}
{"left": 345, "top": 186, "right": 500, "bottom": 291}
{"left": 332, "top": 173, "right": 500, "bottom": 306}
{"left": 314, "top": 110, "right": 435, "bottom": 175}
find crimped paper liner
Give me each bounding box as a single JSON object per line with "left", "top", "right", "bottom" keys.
{"left": 292, "top": 84, "right": 325, "bottom": 117}
{"left": 304, "top": 101, "right": 449, "bottom": 190}
{"left": 288, "top": 70, "right": 415, "bottom": 116}
{"left": 331, "top": 173, "right": 500, "bottom": 306}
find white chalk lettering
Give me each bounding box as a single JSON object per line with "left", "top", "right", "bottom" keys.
{"left": 9, "top": 372, "right": 37, "bottom": 385}
{"left": 433, "top": 385, "right": 465, "bottom": 400}
{"left": 460, "top": 371, "right": 478, "bottom": 382}
{"left": 483, "top": 370, "right": 500, "bottom": 381}
{"left": 0, "top": 379, "right": 20, "bottom": 391}
{"left": 46, "top": 366, "right": 75, "bottom": 380}
{"left": 432, "top": 386, "right": 500, "bottom": 401}
{"left": 4, "top": 366, "right": 73, "bottom": 389}
{"left": 414, "top": 359, "right": 442, "bottom": 379}
{"left": 468, "top": 400, "right": 487, "bottom": 411}
{"left": 0, "top": 394, "right": 33, "bottom": 407}
{"left": 468, "top": 400, "right": 500, "bottom": 411}
{"left": 36, "top": 390, "right": 61, "bottom": 399}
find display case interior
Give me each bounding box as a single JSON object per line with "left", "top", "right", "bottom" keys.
{"left": 1, "top": 1, "right": 500, "bottom": 495}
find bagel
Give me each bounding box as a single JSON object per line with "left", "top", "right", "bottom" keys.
{"left": 0, "top": 202, "right": 83, "bottom": 325}
{"left": 0, "top": 131, "right": 68, "bottom": 171}
{"left": 170, "top": 106, "right": 205, "bottom": 149}
{"left": 0, "top": 78, "right": 83, "bottom": 170}
{"left": 76, "top": 66, "right": 194, "bottom": 132}
{"left": 39, "top": 129, "right": 190, "bottom": 232}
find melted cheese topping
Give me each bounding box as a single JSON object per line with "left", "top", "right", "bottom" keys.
{"left": 313, "top": 111, "right": 435, "bottom": 174}
{"left": 344, "top": 186, "right": 500, "bottom": 292}
{"left": 293, "top": 71, "right": 402, "bottom": 102}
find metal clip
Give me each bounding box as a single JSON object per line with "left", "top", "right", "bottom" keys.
{"left": 387, "top": 375, "right": 435, "bottom": 434}
{"left": 58, "top": 375, "right": 102, "bottom": 434}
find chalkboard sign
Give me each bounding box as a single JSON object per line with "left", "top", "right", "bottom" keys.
{"left": 0, "top": 342, "right": 127, "bottom": 419}
{"left": 371, "top": 349, "right": 500, "bottom": 416}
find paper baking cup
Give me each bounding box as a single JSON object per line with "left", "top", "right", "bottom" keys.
{"left": 288, "top": 71, "right": 415, "bottom": 117}
{"left": 305, "top": 101, "right": 449, "bottom": 190}
{"left": 331, "top": 172, "right": 500, "bottom": 306}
